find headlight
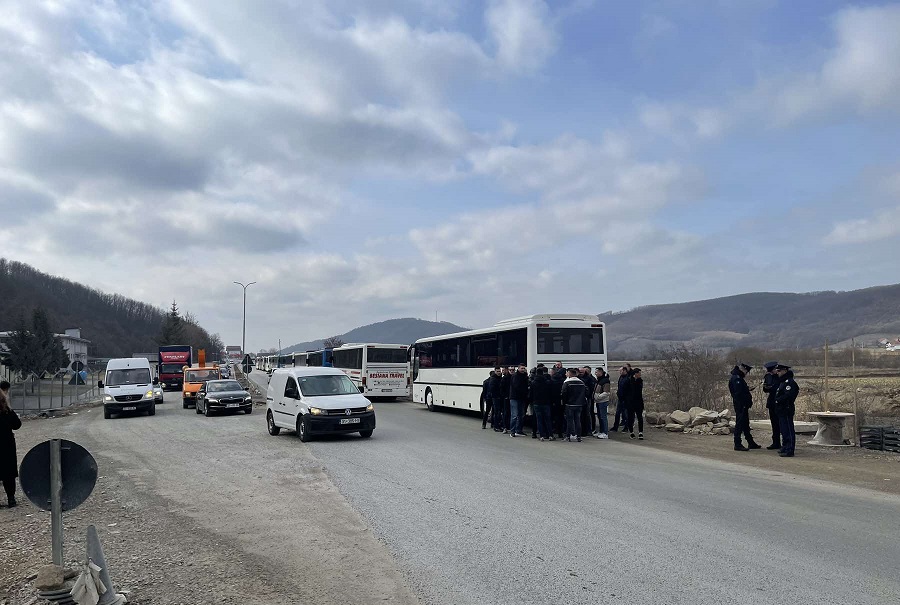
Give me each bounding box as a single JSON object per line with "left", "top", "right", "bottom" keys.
{"left": 309, "top": 407, "right": 324, "bottom": 415}
{"left": 104, "top": 395, "right": 113, "bottom": 402}
{"left": 145, "top": 391, "right": 154, "bottom": 399}
{"left": 366, "top": 403, "right": 374, "bottom": 411}
{"left": 244, "top": 396, "right": 252, "bottom": 402}
{"left": 207, "top": 398, "right": 219, "bottom": 403}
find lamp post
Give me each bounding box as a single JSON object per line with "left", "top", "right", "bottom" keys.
{"left": 233, "top": 281, "right": 256, "bottom": 359}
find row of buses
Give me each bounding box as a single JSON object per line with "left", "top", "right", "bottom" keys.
{"left": 257, "top": 314, "right": 608, "bottom": 411}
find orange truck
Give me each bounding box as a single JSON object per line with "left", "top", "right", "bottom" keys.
{"left": 181, "top": 349, "right": 221, "bottom": 409}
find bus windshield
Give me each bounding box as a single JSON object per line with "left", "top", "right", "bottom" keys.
{"left": 537, "top": 328, "right": 604, "bottom": 355}
{"left": 297, "top": 375, "right": 359, "bottom": 397}
{"left": 367, "top": 348, "right": 407, "bottom": 364}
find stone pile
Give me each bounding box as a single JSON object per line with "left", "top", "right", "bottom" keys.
{"left": 644, "top": 407, "right": 736, "bottom": 436}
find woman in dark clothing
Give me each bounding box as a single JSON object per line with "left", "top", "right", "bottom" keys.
{"left": 1, "top": 380, "right": 22, "bottom": 507}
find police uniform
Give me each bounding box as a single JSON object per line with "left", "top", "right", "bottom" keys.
{"left": 729, "top": 363, "right": 759, "bottom": 450}
{"left": 762, "top": 361, "right": 781, "bottom": 449}
{"left": 773, "top": 365, "right": 799, "bottom": 457}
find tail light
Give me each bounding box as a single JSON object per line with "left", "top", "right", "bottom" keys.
{"left": 361, "top": 376, "right": 366, "bottom": 387}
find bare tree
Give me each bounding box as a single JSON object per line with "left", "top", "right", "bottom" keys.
{"left": 653, "top": 344, "right": 729, "bottom": 412}
{"left": 323, "top": 335, "right": 344, "bottom": 348}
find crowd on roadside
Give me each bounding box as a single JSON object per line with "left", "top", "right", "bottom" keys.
{"left": 479, "top": 362, "right": 645, "bottom": 443}
{"left": 729, "top": 361, "right": 799, "bottom": 457}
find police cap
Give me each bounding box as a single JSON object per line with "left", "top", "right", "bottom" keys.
{"left": 740, "top": 363, "right": 753, "bottom": 372}
{"left": 764, "top": 361, "right": 779, "bottom": 371}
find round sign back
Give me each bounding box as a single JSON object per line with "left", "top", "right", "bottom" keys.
{"left": 19, "top": 440, "right": 98, "bottom": 512}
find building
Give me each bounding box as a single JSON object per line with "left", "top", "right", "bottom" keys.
{"left": 0, "top": 328, "right": 91, "bottom": 377}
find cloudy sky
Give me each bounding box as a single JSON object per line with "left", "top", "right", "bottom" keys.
{"left": 1, "top": 1, "right": 899, "bottom": 351}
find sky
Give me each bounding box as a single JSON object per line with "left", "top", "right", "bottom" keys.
{"left": 1, "top": 0, "right": 899, "bottom": 352}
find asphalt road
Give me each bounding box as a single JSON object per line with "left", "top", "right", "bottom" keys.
{"left": 248, "top": 371, "right": 900, "bottom": 605}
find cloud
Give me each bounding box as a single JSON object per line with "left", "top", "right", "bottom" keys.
{"left": 485, "top": 0, "right": 557, "bottom": 72}
{"left": 824, "top": 206, "right": 900, "bottom": 245}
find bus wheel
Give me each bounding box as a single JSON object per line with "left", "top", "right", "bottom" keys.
{"left": 425, "top": 389, "right": 435, "bottom": 412}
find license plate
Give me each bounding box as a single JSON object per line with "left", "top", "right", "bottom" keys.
{"left": 123, "top": 406, "right": 136, "bottom": 411}
{"left": 226, "top": 403, "right": 239, "bottom": 408}
{"left": 381, "top": 389, "right": 392, "bottom": 392}
{"left": 339, "top": 418, "right": 361, "bottom": 425}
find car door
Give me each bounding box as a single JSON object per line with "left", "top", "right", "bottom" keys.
{"left": 268, "top": 373, "right": 289, "bottom": 427}
{"left": 283, "top": 377, "right": 301, "bottom": 426}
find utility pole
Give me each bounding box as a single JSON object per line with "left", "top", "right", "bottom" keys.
{"left": 234, "top": 281, "right": 256, "bottom": 357}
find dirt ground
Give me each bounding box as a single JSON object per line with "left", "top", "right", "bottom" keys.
{"left": 607, "top": 423, "right": 900, "bottom": 496}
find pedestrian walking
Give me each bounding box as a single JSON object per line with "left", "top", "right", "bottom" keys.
{"left": 593, "top": 368, "right": 611, "bottom": 439}
{"left": 626, "top": 368, "right": 645, "bottom": 440}
{"left": 730, "top": 363, "right": 761, "bottom": 451}
{"left": 1, "top": 380, "right": 22, "bottom": 508}
{"left": 481, "top": 370, "right": 495, "bottom": 429}
{"left": 509, "top": 364, "right": 529, "bottom": 437}
{"left": 762, "top": 361, "right": 781, "bottom": 450}
{"left": 773, "top": 365, "right": 799, "bottom": 457}
{"left": 530, "top": 367, "right": 555, "bottom": 441}
{"left": 613, "top": 366, "right": 631, "bottom": 432}
{"left": 561, "top": 369, "right": 586, "bottom": 442}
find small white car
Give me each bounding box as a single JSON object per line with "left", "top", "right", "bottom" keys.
{"left": 266, "top": 367, "right": 375, "bottom": 442}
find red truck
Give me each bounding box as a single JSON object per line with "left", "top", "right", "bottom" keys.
{"left": 158, "top": 345, "right": 192, "bottom": 391}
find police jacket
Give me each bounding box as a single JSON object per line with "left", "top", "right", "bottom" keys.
{"left": 560, "top": 377, "right": 587, "bottom": 407}
{"left": 773, "top": 371, "right": 799, "bottom": 416}
{"left": 627, "top": 376, "right": 644, "bottom": 411}
{"left": 488, "top": 373, "right": 502, "bottom": 398}
{"left": 728, "top": 367, "right": 753, "bottom": 411}
{"left": 500, "top": 373, "right": 512, "bottom": 399}
{"left": 529, "top": 374, "right": 555, "bottom": 405}
{"left": 762, "top": 372, "right": 779, "bottom": 409}
{"left": 510, "top": 371, "right": 529, "bottom": 401}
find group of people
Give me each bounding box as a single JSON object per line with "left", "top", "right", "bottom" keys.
{"left": 729, "top": 361, "right": 799, "bottom": 457}
{"left": 0, "top": 380, "right": 21, "bottom": 507}
{"left": 479, "top": 362, "right": 645, "bottom": 443}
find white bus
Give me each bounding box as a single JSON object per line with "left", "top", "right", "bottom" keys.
{"left": 410, "top": 314, "right": 607, "bottom": 411}
{"left": 292, "top": 352, "right": 308, "bottom": 367}
{"left": 332, "top": 343, "right": 410, "bottom": 399}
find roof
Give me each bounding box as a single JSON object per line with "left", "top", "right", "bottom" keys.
{"left": 272, "top": 366, "right": 345, "bottom": 377}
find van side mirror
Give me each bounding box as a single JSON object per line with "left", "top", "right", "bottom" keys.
{"left": 97, "top": 381, "right": 104, "bottom": 388}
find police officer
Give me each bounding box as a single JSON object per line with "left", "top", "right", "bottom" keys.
{"left": 762, "top": 361, "right": 781, "bottom": 450}
{"left": 773, "top": 364, "right": 799, "bottom": 457}
{"left": 729, "top": 363, "right": 760, "bottom": 451}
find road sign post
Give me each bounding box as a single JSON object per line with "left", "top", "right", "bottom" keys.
{"left": 50, "top": 439, "right": 63, "bottom": 565}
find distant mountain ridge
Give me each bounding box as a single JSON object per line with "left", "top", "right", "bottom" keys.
{"left": 600, "top": 283, "right": 900, "bottom": 354}
{"left": 284, "top": 318, "right": 469, "bottom": 353}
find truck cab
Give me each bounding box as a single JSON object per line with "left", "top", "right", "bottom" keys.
{"left": 182, "top": 365, "right": 221, "bottom": 409}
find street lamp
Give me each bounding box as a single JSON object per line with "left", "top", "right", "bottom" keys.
{"left": 233, "top": 281, "right": 256, "bottom": 360}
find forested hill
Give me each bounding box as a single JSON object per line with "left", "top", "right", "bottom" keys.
{"left": 0, "top": 258, "right": 213, "bottom": 358}
{"left": 284, "top": 318, "right": 468, "bottom": 353}
{"left": 600, "top": 283, "right": 900, "bottom": 355}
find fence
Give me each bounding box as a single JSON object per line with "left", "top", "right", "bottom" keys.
{"left": 859, "top": 426, "right": 900, "bottom": 453}
{"left": 7, "top": 370, "right": 102, "bottom": 414}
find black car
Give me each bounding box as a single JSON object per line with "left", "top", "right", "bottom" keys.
{"left": 195, "top": 379, "right": 253, "bottom": 417}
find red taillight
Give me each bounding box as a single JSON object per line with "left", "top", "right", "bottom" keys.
{"left": 361, "top": 376, "right": 367, "bottom": 386}
{"left": 537, "top": 323, "right": 549, "bottom": 327}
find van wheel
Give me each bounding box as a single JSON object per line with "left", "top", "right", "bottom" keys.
{"left": 267, "top": 411, "right": 280, "bottom": 436}
{"left": 359, "top": 430, "right": 373, "bottom": 438}
{"left": 425, "top": 389, "right": 435, "bottom": 412}
{"left": 104, "top": 408, "right": 111, "bottom": 420}
{"left": 297, "top": 416, "right": 310, "bottom": 442}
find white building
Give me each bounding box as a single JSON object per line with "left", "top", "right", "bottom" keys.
{"left": 0, "top": 328, "right": 91, "bottom": 375}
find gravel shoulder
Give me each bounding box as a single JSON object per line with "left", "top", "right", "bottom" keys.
{"left": 1, "top": 392, "right": 420, "bottom": 605}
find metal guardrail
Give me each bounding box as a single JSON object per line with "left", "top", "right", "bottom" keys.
{"left": 860, "top": 426, "right": 900, "bottom": 453}
{"left": 7, "top": 371, "right": 101, "bottom": 414}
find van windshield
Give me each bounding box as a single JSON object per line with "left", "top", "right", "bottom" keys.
{"left": 297, "top": 375, "right": 359, "bottom": 397}
{"left": 106, "top": 368, "right": 151, "bottom": 386}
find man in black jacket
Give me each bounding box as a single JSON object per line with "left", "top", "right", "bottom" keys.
{"left": 509, "top": 364, "right": 529, "bottom": 437}
{"left": 500, "top": 367, "right": 512, "bottom": 433}
{"left": 613, "top": 366, "right": 631, "bottom": 432}
{"left": 774, "top": 365, "right": 799, "bottom": 457}
{"left": 481, "top": 370, "right": 495, "bottom": 429}
{"left": 550, "top": 367, "right": 566, "bottom": 438}
{"left": 560, "top": 369, "right": 586, "bottom": 442}
{"left": 488, "top": 367, "right": 503, "bottom": 431}
{"left": 729, "top": 363, "right": 761, "bottom": 451}
{"left": 762, "top": 361, "right": 781, "bottom": 450}
{"left": 579, "top": 367, "right": 597, "bottom": 437}
{"left": 626, "top": 368, "right": 645, "bottom": 440}
{"left": 529, "top": 367, "right": 555, "bottom": 440}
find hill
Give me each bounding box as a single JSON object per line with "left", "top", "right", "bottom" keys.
{"left": 600, "top": 284, "right": 900, "bottom": 355}
{"left": 284, "top": 318, "right": 469, "bottom": 353}
{"left": 0, "top": 258, "right": 219, "bottom": 358}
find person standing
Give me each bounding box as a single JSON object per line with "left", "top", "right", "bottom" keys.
{"left": 530, "top": 367, "right": 555, "bottom": 441}
{"left": 500, "top": 367, "right": 512, "bottom": 433}
{"left": 729, "top": 363, "right": 761, "bottom": 451}
{"left": 509, "top": 364, "right": 529, "bottom": 437}
{"left": 774, "top": 364, "right": 799, "bottom": 457}
{"left": 1, "top": 380, "right": 22, "bottom": 508}
{"left": 579, "top": 367, "right": 597, "bottom": 437}
{"left": 613, "top": 366, "right": 631, "bottom": 432}
{"left": 481, "top": 370, "right": 495, "bottom": 430}
{"left": 489, "top": 367, "right": 504, "bottom": 431}
{"left": 593, "top": 367, "right": 611, "bottom": 439}
{"left": 560, "top": 369, "right": 586, "bottom": 442}
{"left": 762, "top": 361, "right": 782, "bottom": 450}
{"left": 626, "top": 368, "right": 645, "bottom": 440}
{"left": 550, "top": 367, "right": 566, "bottom": 438}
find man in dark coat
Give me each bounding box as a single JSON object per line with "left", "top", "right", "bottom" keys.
{"left": 578, "top": 367, "right": 597, "bottom": 437}
{"left": 488, "top": 367, "right": 503, "bottom": 431}
{"left": 509, "top": 364, "right": 529, "bottom": 437}
{"left": 626, "top": 368, "right": 645, "bottom": 440}
{"left": 729, "top": 363, "right": 761, "bottom": 451}
{"left": 1, "top": 380, "right": 22, "bottom": 507}
{"left": 481, "top": 370, "right": 495, "bottom": 430}
{"left": 762, "top": 361, "right": 781, "bottom": 450}
{"left": 500, "top": 367, "right": 512, "bottom": 433}
{"left": 550, "top": 367, "right": 566, "bottom": 438}
{"left": 529, "top": 367, "right": 555, "bottom": 440}
{"left": 613, "top": 366, "right": 631, "bottom": 432}
{"left": 774, "top": 365, "right": 800, "bottom": 457}
{"left": 560, "top": 369, "right": 586, "bottom": 442}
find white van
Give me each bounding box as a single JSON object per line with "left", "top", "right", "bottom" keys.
{"left": 98, "top": 357, "right": 157, "bottom": 419}
{"left": 266, "top": 367, "right": 375, "bottom": 442}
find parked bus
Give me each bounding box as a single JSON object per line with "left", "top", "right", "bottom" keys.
{"left": 331, "top": 343, "right": 409, "bottom": 399}
{"left": 306, "top": 348, "right": 334, "bottom": 367}
{"left": 410, "top": 314, "right": 607, "bottom": 412}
